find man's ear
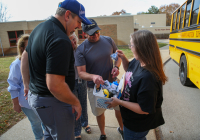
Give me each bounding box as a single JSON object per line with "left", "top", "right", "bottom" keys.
{"left": 64, "top": 10, "right": 71, "bottom": 22}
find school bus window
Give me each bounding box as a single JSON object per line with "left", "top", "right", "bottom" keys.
{"left": 180, "top": 4, "right": 186, "bottom": 29}
{"left": 190, "top": 0, "right": 200, "bottom": 25}
{"left": 185, "top": 0, "right": 192, "bottom": 27}
{"left": 176, "top": 9, "right": 180, "bottom": 30}
{"left": 173, "top": 12, "right": 177, "bottom": 30}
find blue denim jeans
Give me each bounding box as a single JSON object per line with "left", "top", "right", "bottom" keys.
{"left": 21, "top": 107, "right": 44, "bottom": 140}
{"left": 123, "top": 125, "right": 149, "bottom": 140}
{"left": 73, "top": 79, "right": 88, "bottom": 136}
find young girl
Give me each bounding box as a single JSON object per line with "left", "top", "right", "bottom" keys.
{"left": 7, "top": 34, "right": 44, "bottom": 140}
{"left": 106, "top": 30, "right": 167, "bottom": 140}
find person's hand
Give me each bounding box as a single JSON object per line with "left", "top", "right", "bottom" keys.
{"left": 72, "top": 103, "right": 82, "bottom": 120}
{"left": 24, "top": 84, "right": 29, "bottom": 100}
{"left": 105, "top": 97, "right": 121, "bottom": 108}
{"left": 116, "top": 50, "right": 127, "bottom": 60}
{"left": 13, "top": 103, "right": 22, "bottom": 113}
{"left": 92, "top": 75, "right": 104, "bottom": 85}
{"left": 111, "top": 67, "right": 119, "bottom": 78}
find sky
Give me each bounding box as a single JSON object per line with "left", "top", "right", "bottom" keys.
{"left": 1, "top": 0, "right": 185, "bottom": 22}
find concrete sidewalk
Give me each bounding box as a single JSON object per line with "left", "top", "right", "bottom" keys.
{"left": 0, "top": 45, "right": 170, "bottom": 140}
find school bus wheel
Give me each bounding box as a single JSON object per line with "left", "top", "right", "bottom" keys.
{"left": 179, "top": 55, "right": 193, "bottom": 86}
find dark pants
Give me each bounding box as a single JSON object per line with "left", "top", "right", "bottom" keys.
{"left": 28, "top": 91, "right": 74, "bottom": 140}
{"left": 73, "top": 79, "right": 88, "bottom": 136}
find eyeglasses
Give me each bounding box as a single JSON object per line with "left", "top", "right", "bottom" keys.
{"left": 91, "top": 30, "right": 99, "bottom": 36}
{"left": 128, "top": 44, "right": 134, "bottom": 48}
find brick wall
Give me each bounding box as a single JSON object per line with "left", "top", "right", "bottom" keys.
{"left": 0, "top": 47, "right": 17, "bottom": 56}
{"left": 78, "top": 24, "right": 117, "bottom": 45}
{"left": 99, "top": 24, "right": 117, "bottom": 45}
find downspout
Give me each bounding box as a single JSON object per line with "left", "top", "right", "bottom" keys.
{"left": 0, "top": 38, "right": 4, "bottom": 57}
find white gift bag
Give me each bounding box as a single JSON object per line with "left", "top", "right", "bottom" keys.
{"left": 93, "top": 84, "right": 113, "bottom": 109}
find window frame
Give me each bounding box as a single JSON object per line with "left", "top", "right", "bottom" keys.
{"left": 78, "top": 30, "right": 86, "bottom": 39}
{"left": 7, "top": 30, "right": 24, "bottom": 47}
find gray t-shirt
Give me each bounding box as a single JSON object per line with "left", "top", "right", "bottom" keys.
{"left": 75, "top": 35, "right": 117, "bottom": 88}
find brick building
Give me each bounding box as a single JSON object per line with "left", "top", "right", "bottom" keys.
{"left": 0, "top": 14, "right": 170, "bottom": 56}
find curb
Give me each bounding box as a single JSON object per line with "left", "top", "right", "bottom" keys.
{"left": 163, "top": 56, "right": 171, "bottom": 66}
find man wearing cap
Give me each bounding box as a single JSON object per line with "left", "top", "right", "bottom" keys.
{"left": 21, "top": 0, "right": 91, "bottom": 140}
{"left": 75, "top": 19, "right": 123, "bottom": 140}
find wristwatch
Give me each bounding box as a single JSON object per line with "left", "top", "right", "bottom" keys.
{"left": 115, "top": 66, "right": 119, "bottom": 70}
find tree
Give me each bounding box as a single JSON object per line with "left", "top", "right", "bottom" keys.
{"left": 0, "top": 2, "right": 11, "bottom": 22}
{"left": 137, "top": 6, "right": 159, "bottom": 15}
{"left": 159, "top": 3, "right": 180, "bottom": 26}
{"left": 147, "top": 6, "right": 159, "bottom": 14}
{"left": 137, "top": 11, "right": 147, "bottom": 15}
{"left": 112, "top": 9, "right": 126, "bottom": 15}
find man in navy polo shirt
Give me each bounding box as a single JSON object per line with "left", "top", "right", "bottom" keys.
{"left": 21, "top": 0, "right": 92, "bottom": 140}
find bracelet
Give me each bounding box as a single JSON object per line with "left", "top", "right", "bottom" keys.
{"left": 115, "top": 66, "right": 119, "bottom": 70}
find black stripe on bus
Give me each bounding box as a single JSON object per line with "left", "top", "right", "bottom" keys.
{"left": 169, "top": 44, "right": 175, "bottom": 47}
{"left": 169, "top": 38, "right": 200, "bottom": 42}
{"left": 176, "top": 46, "right": 200, "bottom": 57}
{"left": 170, "top": 24, "right": 200, "bottom": 34}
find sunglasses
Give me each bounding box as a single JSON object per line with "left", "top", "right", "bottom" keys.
{"left": 91, "top": 30, "right": 99, "bottom": 36}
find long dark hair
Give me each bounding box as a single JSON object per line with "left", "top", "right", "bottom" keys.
{"left": 131, "top": 30, "right": 167, "bottom": 84}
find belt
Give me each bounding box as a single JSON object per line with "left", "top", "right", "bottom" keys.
{"left": 31, "top": 91, "right": 54, "bottom": 97}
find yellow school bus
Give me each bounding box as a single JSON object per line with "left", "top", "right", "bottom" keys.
{"left": 169, "top": 0, "right": 200, "bottom": 89}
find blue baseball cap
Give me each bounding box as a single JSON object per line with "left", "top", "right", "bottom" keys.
{"left": 59, "top": 0, "right": 92, "bottom": 25}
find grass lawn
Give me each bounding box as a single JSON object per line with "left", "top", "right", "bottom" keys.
{"left": 0, "top": 56, "right": 26, "bottom": 135}
{"left": 158, "top": 42, "right": 168, "bottom": 48}
{"left": 118, "top": 42, "right": 168, "bottom": 59}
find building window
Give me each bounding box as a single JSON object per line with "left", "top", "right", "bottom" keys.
{"left": 7, "top": 30, "right": 24, "bottom": 47}
{"left": 78, "top": 30, "right": 86, "bottom": 39}
{"left": 151, "top": 22, "right": 155, "bottom": 24}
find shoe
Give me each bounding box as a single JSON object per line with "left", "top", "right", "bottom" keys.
{"left": 117, "top": 127, "right": 124, "bottom": 140}
{"left": 82, "top": 126, "right": 91, "bottom": 134}
{"left": 75, "top": 136, "right": 81, "bottom": 140}
{"left": 99, "top": 135, "right": 107, "bottom": 140}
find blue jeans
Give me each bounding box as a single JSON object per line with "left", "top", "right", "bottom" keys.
{"left": 21, "top": 107, "right": 44, "bottom": 140}
{"left": 28, "top": 91, "right": 74, "bottom": 140}
{"left": 73, "top": 79, "right": 88, "bottom": 136}
{"left": 123, "top": 125, "right": 149, "bottom": 140}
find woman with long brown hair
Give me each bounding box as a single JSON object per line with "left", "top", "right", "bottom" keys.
{"left": 106, "top": 30, "right": 167, "bottom": 140}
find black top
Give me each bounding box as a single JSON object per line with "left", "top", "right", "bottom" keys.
{"left": 26, "top": 17, "right": 75, "bottom": 95}
{"left": 120, "top": 59, "right": 165, "bottom": 132}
